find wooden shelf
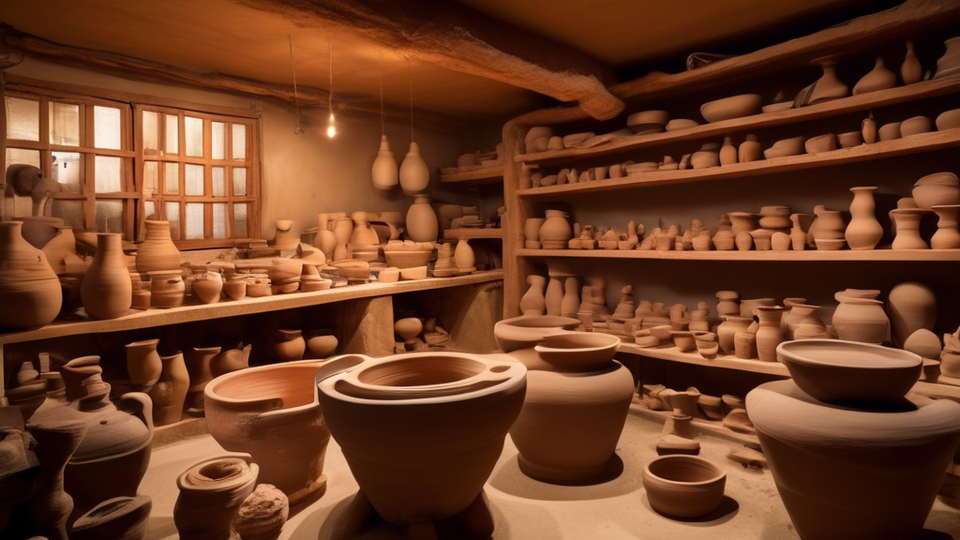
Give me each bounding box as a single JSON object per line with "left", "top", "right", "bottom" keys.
{"left": 518, "top": 248, "right": 960, "bottom": 262}
{"left": 0, "top": 271, "right": 504, "bottom": 346}
{"left": 628, "top": 400, "right": 760, "bottom": 446}
{"left": 517, "top": 78, "right": 960, "bottom": 165}
{"left": 442, "top": 228, "right": 504, "bottom": 240}
{"left": 439, "top": 165, "right": 503, "bottom": 184}
{"left": 518, "top": 129, "right": 960, "bottom": 197}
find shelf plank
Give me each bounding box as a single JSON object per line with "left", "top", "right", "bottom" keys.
{"left": 442, "top": 228, "right": 504, "bottom": 240}
{"left": 519, "top": 248, "right": 960, "bottom": 262}
{"left": 0, "top": 271, "right": 504, "bottom": 346}
{"left": 439, "top": 165, "right": 504, "bottom": 184}
{"left": 517, "top": 129, "right": 960, "bottom": 197}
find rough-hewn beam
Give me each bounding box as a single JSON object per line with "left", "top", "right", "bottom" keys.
{"left": 231, "top": 0, "right": 625, "bottom": 120}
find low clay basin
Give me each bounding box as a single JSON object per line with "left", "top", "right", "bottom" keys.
{"left": 643, "top": 455, "right": 727, "bottom": 518}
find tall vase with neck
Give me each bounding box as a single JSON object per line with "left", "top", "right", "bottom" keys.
{"left": 561, "top": 277, "right": 581, "bottom": 318}
{"left": 931, "top": 205, "right": 960, "bottom": 249}
{"left": 406, "top": 194, "right": 438, "bottom": 242}
{"left": 81, "top": 234, "right": 132, "bottom": 320}
{"left": 136, "top": 220, "right": 180, "bottom": 273}
{"left": 902, "top": 39, "right": 923, "bottom": 85}
{"left": 797, "top": 60, "right": 849, "bottom": 106}
{"left": 520, "top": 275, "right": 546, "bottom": 316}
{"left": 0, "top": 221, "right": 62, "bottom": 329}
{"left": 845, "top": 186, "right": 884, "bottom": 250}
{"left": 399, "top": 142, "right": 429, "bottom": 195}
{"left": 755, "top": 306, "right": 784, "bottom": 362}
{"left": 372, "top": 135, "right": 399, "bottom": 191}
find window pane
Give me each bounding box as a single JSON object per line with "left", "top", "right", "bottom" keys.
{"left": 212, "top": 122, "right": 225, "bottom": 160}
{"left": 185, "top": 116, "right": 203, "bottom": 157}
{"left": 5, "top": 97, "right": 40, "bottom": 141}
{"left": 233, "top": 202, "right": 248, "bottom": 238}
{"left": 94, "top": 156, "right": 122, "bottom": 193}
{"left": 165, "top": 202, "right": 180, "bottom": 239}
{"left": 165, "top": 114, "right": 179, "bottom": 154}
{"left": 231, "top": 124, "right": 246, "bottom": 160}
{"left": 185, "top": 164, "right": 204, "bottom": 196}
{"left": 49, "top": 102, "right": 80, "bottom": 146}
{"left": 212, "top": 166, "right": 225, "bottom": 196}
{"left": 143, "top": 161, "right": 158, "bottom": 194}
{"left": 185, "top": 203, "right": 204, "bottom": 239}
{"left": 213, "top": 203, "right": 226, "bottom": 238}
{"left": 52, "top": 152, "right": 81, "bottom": 193}
{"left": 6, "top": 147, "right": 41, "bottom": 168}
{"left": 164, "top": 162, "right": 179, "bottom": 194}
{"left": 51, "top": 200, "right": 83, "bottom": 229}
{"left": 232, "top": 167, "right": 246, "bottom": 196}
{"left": 143, "top": 111, "right": 159, "bottom": 156}
{"left": 95, "top": 199, "right": 124, "bottom": 233}
{"left": 94, "top": 106, "right": 122, "bottom": 150}
{"left": 144, "top": 200, "right": 156, "bottom": 221}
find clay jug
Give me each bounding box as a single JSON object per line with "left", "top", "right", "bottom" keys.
{"left": 853, "top": 57, "right": 897, "bottom": 95}
{"left": 560, "top": 277, "right": 580, "bottom": 318}
{"left": 934, "top": 36, "right": 960, "bottom": 80}
{"left": 889, "top": 208, "right": 929, "bottom": 249}
{"left": 792, "top": 305, "right": 830, "bottom": 339}
{"left": 126, "top": 338, "right": 162, "bottom": 393}
{"left": 454, "top": 239, "right": 475, "bottom": 272}
{"left": 519, "top": 275, "right": 546, "bottom": 316}
{"left": 717, "top": 316, "right": 752, "bottom": 355}
{"left": 148, "top": 353, "right": 190, "bottom": 426}
{"left": 136, "top": 220, "right": 180, "bottom": 273}
{"left": 888, "top": 282, "right": 936, "bottom": 346}
{"left": 314, "top": 214, "right": 338, "bottom": 258}
{"left": 372, "top": 134, "right": 399, "bottom": 191}
{"left": 406, "top": 194, "right": 439, "bottom": 242}
{"left": 545, "top": 277, "right": 563, "bottom": 316}
{"left": 539, "top": 210, "right": 573, "bottom": 248}
{"left": 399, "top": 141, "right": 429, "bottom": 195}
{"left": 184, "top": 346, "right": 221, "bottom": 415}
{"left": 81, "top": 234, "right": 132, "bottom": 320}
{"left": 70, "top": 495, "right": 152, "bottom": 540}
{"left": 27, "top": 420, "right": 88, "bottom": 540}
{"left": 845, "top": 186, "right": 884, "bottom": 250}
{"left": 211, "top": 344, "right": 252, "bottom": 378}
{"left": 902, "top": 39, "right": 923, "bottom": 85}
{"left": 755, "top": 306, "right": 784, "bottom": 362}
{"left": 273, "top": 329, "right": 305, "bottom": 361}
{"left": 833, "top": 293, "right": 889, "bottom": 344}
{"left": 0, "top": 221, "right": 62, "bottom": 329}
{"left": 174, "top": 453, "right": 259, "bottom": 540}
{"left": 932, "top": 204, "right": 960, "bottom": 249}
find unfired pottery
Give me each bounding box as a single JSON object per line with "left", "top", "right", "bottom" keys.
{"left": 184, "top": 346, "right": 220, "bottom": 414}
{"left": 211, "top": 344, "right": 252, "bottom": 378}
{"left": 0, "top": 221, "right": 62, "bottom": 329}
{"left": 763, "top": 136, "right": 805, "bottom": 159}
{"left": 853, "top": 56, "right": 897, "bottom": 95}
{"left": 136, "top": 220, "right": 180, "bottom": 273}
{"left": 700, "top": 94, "right": 762, "bottom": 123}
{"left": 936, "top": 107, "right": 960, "bottom": 131}
{"left": 406, "top": 194, "right": 439, "bottom": 242}
{"left": 523, "top": 218, "right": 545, "bottom": 248}
{"left": 642, "top": 455, "right": 726, "bottom": 518}
{"left": 148, "top": 353, "right": 189, "bottom": 426}
{"left": 888, "top": 282, "right": 936, "bottom": 346}
{"left": 901, "top": 115, "right": 933, "bottom": 137}
{"left": 889, "top": 208, "right": 929, "bottom": 249}
{"left": 796, "top": 61, "right": 849, "bottom": 106}
{"left": 539, "top": 210, "right": 573, "bottom": 249}
{"left": 273, "top": 329, "right": 305, "bottom": 361}
{"left": 520, "top": 275, "right": 547, "bottom": 316}
{"left": 70, "top": 495, "right": 151, "bottom": 540}
{"left": 233, "top": 484, "right": 289, "bottom": 540}
{"left": 717, "top": 316, "right": 751, "bottom": 356}
{"left": 27, "top": 419, "right": 87, "bottom": 540}
{"left": 755, "top": 306, "right": 784, "bottom": 362}
{"left": 912, "top": 171, "right": 960, "bottom": 209}
{"left": 399, "top": 141, "right": 429, "bottom": 195}
{"left": 845, "top": 186, "right": 883, "bottom": 250}
{"left": 792, "top": 304, "right": 830, "bottom": 340}
{"left": 126, "top": 338, "right": 162, "bottom": 393}
{"left": 832, "top": 293, "right": 888, "bottom": 344}
{"left": 174, "top": 453, "right": 258, "bottom": 540}
{"left": 932, "top": 204, "right": 960, "bottom": 249}
{"left": 902, "top": 39, "right": 923, "bottom": 85}
{"left": 306, "top": 333, "right": 338, "bottom": 359}
{"left": 372, "top": 135, "right": 399, "bottom": 191}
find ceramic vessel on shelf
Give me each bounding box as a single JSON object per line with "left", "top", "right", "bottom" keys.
{"left": 717, "top": 316, "right": 752, "bottom": 355}
{"left": 184, "top": 346, "right": 220, "bottom": 415}
{"left": 520, "top": 275, "right": 547, "bottom": 316}
{"left": 26, "top": 419, "right": 87, "bottom": 540}
{"left": 70, "top": 495, "right": 151, "bottom": 540}
{"left": 191, "top": 269, "right": 222, "bottom": 304}
{"left": 889, "top": 208, "right": 929, "bottom": 249}
{"left": 626, "top": 110, "right": 670, "bottom": 134}
{"left": 837, "top": 131, "right": 862, "bottom": 148}
{"left": 523, "top": 218, "right": 545, "bottom": 248}
{"left": 406, "top": 194, "right": 439, "bottom": 242}
{"left": 912, "top": 172, "right": 960, "bottom": 209}
{"left": 642, "top": 455, "right": 726, "bottom": 518}
{"left": 932, "top": 204, "right": 960, "bottom": 249}
{"left": 317, "top": 352, "right": 526, "bottom": 526}
{"left": 888, "top": 282, "right": 936, "bottom": 346}
{"left": 333, "top": 217, "right": 354, "bottom": 246}
{"left": 306, "top": 332, "right": 338, "bottom": 358}
{"left": 781, "top": 297, "right": 807, "bottom": 339}
{"left": 126, "top": 339, "right": 162, "bottom": 393}
{"left": 878, "top": 122, "right": 901, "bottom": 141}
{"left": 795, "top": 60, "right": 849, "bottom": 106}
{"left": 399, "top": 141, "right": 429, "bottom": 194}
{"left": 902, "top": 39, "right": 923, "bottom": 85}
{"left": 136, "top": 220, "right": 180, "bottom": 273}
{"left": 901, "top": 116, "right": 933, "bottom": 137}
{"left": 148, "top": 352, "right": 189, "bottom": 426}
{"left": 699, "top": 94, "right": 762, "bottom": 123}
{"left": 934, "top": 36, "right": 960, "bottom": 80}
{"left": 740, "top": 297, "right": 775, "bottom": 318}
{"left": 853, "top": 56, "right": 896, "bottom": 95}
{"left": 792, "top": 304, "right": 830, "bottom": 340}
{"left": 845, "top": 186, "right": 883, "bottom": 250}
{"left": 314, "top": 214, "right": 338, "bottom": 258}
{"left": 715, "top": 290, "right": 740, "bottom": 318}
{"left": 206, "top": 360, "right": 331, "bottom": 504}
{"left": 148, "top": 270, "right": 185, "bottom": 308}
{"left": 833, "top": 292, "right": 888, "bottom": 344}
{"left": 862, "top": 114, "right": 877, "bottom": 144}
{"left": 804, "top": 133, "right": 836, "bottom": 154}
{"left": 81, "top": 234, "right": 132, "bottom": 320}
{"left": 936, "top": 107, "right": 960, "bottom": 131}
{"left": 810, "top": 207, "right": 845, "bottom": 244}
{"left": 372, "top": 135, "right": 399, "bottom": 191}
{"left": 727, "top": 212, "right": 759, "bottom": 236}
{"left": 755, "top": 306, "right": 784, "bottom": 362}
{"left": 763, "top": 136, "right": 805, "bottom": 159}
{"left": 271, "top": 220, "right": 299, "bottom": 250}
{"left": 174, "top": 453, "right": 258, "bottom": 540}
{"left": 211, "top": 344, "right": 252, "bottom": 378}
{"left": 15, "top": 216, "right": 62, "bottom": 249}
{"left": 0, "top": 221, "right": 62, "bottom": 329}
{"left": 494, "top": 315, "right": 581, "bottom": 352}
{"left": 539, "top": 210, "right": 573, "bottom": 249}
{"left": 273, "top": 329, "right": 305, "bottom": 361}
{"left": 395, "top": 317, "right": 423, "bottom": 340}
{"left": 454, "top": 239, "right": 475, "bottom": 273}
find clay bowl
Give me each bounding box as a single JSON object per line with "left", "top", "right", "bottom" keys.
{"left": 627, "top": 110, "right": 670, "bottom": 134}
{"left": 665, "top": 119, "right": 699, "bottom": 131}
{"left": 494, "top": 315, "right": 581, "bottom": 352}
{"left": 533, "top": 332, "right": 621, "bottom": 371}
{"left": 383, "top": 250, "right": 432, "bottom": 269}
{"left": 642, "top": 455, "right": 727, "bottom": 518}
{"left": 815, "top": 238, "right": 846, "bottom": 251}
{"left": 700, "top": 94, "right": 762, "bottom": 123}
{"left": 936, "top": 107, "right": 960, "bottom": 131}
{"left": 763, "top": 136, "right": 805, "bottom": 159}
{"left": 777, "top": 339, "right": 923, "bottom": 404}
{"left": 913, "top": 171, "right": 960, "bottom": 209}
{"left": 900, "top": 115, "right": 933, "bottom": 137}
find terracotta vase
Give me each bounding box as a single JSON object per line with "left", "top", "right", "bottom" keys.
{"left": 81, "top": 234, "right": 132, "bottom": 320}
{"left": 545, "top": 276, "right": 563, "bottom": 316}
{"left": 833, "top": 293, "right": 889, "bottom": 344}
{"left": 306, "top": 332, "right": 339, "bottom": 358}
{"left": 148, "top": 270, "right": 185, "bottom": 308}
{"left": 0, "top": 221, "right": 62, "bottom": 329}
{"left": 211, "top": 344, "right": 252, "bottom": 378}
{"left": 126, "top": 338, "right": 162, "bottom": 393}
{"left": 406, "top": 194, "right": 439, "bottom": 242}
{"left": 174, "top": 453, "right": 259, "bottom": 540}
{"left": 273, "top": 329, "right": 305, "bottom": 361}
{"left": 70, "top": 495, "right": 152, "bottom": 540}
{"left": 889, "top": 208, "right": 929, "bottom": 249}
{"left": 519, "top": 275, "right": 546, "bottom": 316}
{"left": 27, "top": 420, "right": 88, "bottom": 540}
{"left": 902, "top": 39, "right": 923, "bottom": 85}
{"left": 399, "top": 141, "right": 429, "bottom": 195}
{"left": 845, "top": 186, "right": 884, "bottom": 250}
{"left": 748, "top": 379, "right": 960, "bottom": 540}
{"left": 934, "top": 36, "right": 960, "bottom": 80}
{"left": 798, "top": 60, "right": 849, "bottom": 105}
{"left": 755, "top": 306, "right": 784, "bottom": 362}
{"left": 494, "top": 315, "right": 581, "bottom": 352}
{"left": 560, "top": 277, "right": 580, "bottom": 318}
{"left": 523, "top": 218, "right": 546, "bottom": 248}
{"left": 454, "top": 239, "right": 475, "bottom": 272}
{"left": 717, "top": 316, "right": 752, "bottom": 355}
{"left": 206, "top": 360, "right": 331, "bottom": 504}
{"left": 853, "top": 56, "right": 897, "bottom": 95}
{"left": 233, "top": 484, "right": 289, "bottom": 540}
{"left": 148, "top": 352, "right": 190, "bottom": 426}
{"left": 317, "top": 352, "right": 526, "bottom": 526}
{"left": 792, "top": 305, "right": 831, "bottom": 340}
{"left": 888, "top": 282, "right": 936, "bottom": 346}
{"left": 538, "top": 210, "right": 573, "bottom": 249}
{"left": 811, "top": 207, "right": 845, "bottom": 244}
{"left": 136, "top": 220, "right": 180, "bottom": 273}
{"left": 184, "top": 346, "right": 221, "bottom": 415}
{"left": 932, "top": 204, "right": 960, "bottom": 249}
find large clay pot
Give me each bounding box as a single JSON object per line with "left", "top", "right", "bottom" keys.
{"left": 888, "top": 282, "right": 936, "bottom": 346}
{"left": 81, "top": 233, "right": 132, "bottom": 319}
{"left": 136, "top": 220, "right": 180, "bottom": 273}
{"left": 932, "top": 204, "right": 960, "bottom": 249}
{"left": 148, "top": 352, "right": 190, "bottom": 426}
{"left": 748, "top": 379, "right": 960, "bottom": 540}
{"left": 889, "top": 208, "right": 929, "bottom": 249}
{"left": 71, "top": 495, "right": 152, "bottom": 540}
{"left": 538, "top": 210, "right": 572, "bottom": 249}
{"left": 717, "top": 316, "right": 752, "bottom": 355}
{"left": 184, "top": 346, "right": 221, "bottom": 414}
{"left": 27, "top": 420, "right": 88, "bottom": 540}
{"left": 372, "top": 135, "right": 399, "bottom": 191}
{"left": 755, "top": 306, "right": 784, "bottom": 362}
{"left": 406, "top": 193, "right": 439, "bottom": 242}
{"left": 192, "top": 270, "right": 223, "bottom": 304}
{"left": 205, "top": 360, "right": 331, "bottom": 504}
{"left": 174, "top": 453, "right": 258, "bottom": 540}
{"left": 494, "top": 315, "right": 581, "bottom": 352}
{"left": 934, "top": 36, "right": 960, "bottom": 80}
{"left": 399, "top": 141, "right": 429, "bottom": 195}
{"left": 845, "top": 186, "right": 884, "bottom": 250}
{"left": 317, "top": 352, "right": 526, "bottom": 526}
{"left": 833, "top": 293, "right": 889, "bottom": 344}
{"left": 0, "top": 221, "right": 62, "bottom": 329}
{"left": 126, "top": 338, "right": 162, "bottom": 393}
{"left": 519, "top": 275, "right": 546, "bottom": 316}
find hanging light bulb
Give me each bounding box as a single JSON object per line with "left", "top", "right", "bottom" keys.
{"left": 399, "top": 57, "right": 429, "bottom": 195}
{"left": 372, "top": 49, "right": 399, "bottom": 191}
{"left": 326, "top": 37, "right": 336, "bottom": 138}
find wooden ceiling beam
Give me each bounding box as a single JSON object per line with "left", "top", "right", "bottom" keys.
{"left": 230, "top": 0, "right": 625, "bottom": 120}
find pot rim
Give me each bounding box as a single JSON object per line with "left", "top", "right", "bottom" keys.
{"left": 777, "top": 339, "right": 920, "bottom": 370}
{"left": 643, "top": 455, "right": 726, "bottom": 486}
{"left": 205, "top": 358, "right": 325, "bottom": 411}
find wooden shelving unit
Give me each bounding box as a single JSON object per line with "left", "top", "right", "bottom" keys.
{"left": 442, "top": 228, "right": 504, "bottom": 240}
{"left": 439, "top": 165, "right": 504, "bottom": 185}
{"left": 518, "top": 248, "right": 960, "bottom": 262}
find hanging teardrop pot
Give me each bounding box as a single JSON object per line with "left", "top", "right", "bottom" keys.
{"left": 399, "top": 141, "right": 429, "bottom": 195}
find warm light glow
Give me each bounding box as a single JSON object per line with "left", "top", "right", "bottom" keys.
{"left": 326, "top": 113, "right": 336, "bottom": 138}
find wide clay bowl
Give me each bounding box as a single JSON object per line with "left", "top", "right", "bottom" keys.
{"left": 642, "top": 455, "right": 726, "bottom": 518}
{"left": 383, "top": 249, "right": 432, "bottom": 269}
{"left": 494, "top": 315, "right": 581, "bottom": 352}
{"left": 700, "top": 94, "right": 762, "bottom": 123}
{"left": 533, "top": 332, "right": 621, "bottom": 372}
{"left": 776, "top": 339, "right": 922, "bottom": 404}
{"left": 204, "top": 360, "right": 330, "bottom": 504}
{"left": 317, "top": 352, "right": 526, "bottom": 526}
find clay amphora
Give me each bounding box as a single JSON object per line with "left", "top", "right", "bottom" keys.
{"left": 862, "top": 114, "right": 878, "bottom": 144}
{"left": 372, "top": 135, "right": 399, "bottom": 191}
{"left": 934, "top": 36, "right": 960, "bottom": 80}
{"left": 889, "top": 208, "right": 929, "bottom": 249}
{"left": 350, "top": 212, "right": 380, "bottom": 246}
{"left": 273, "top": 329, "right": 305, "bottom": 361}
{"left": 539, "top": 210, "right": 573, "bottom": 248}
{"left": 399, "top": 141, "right": 429, "bottom": 195}
{"left": 454, "top": 239, "right": 475, "bottom": 272}
{"left": 126, "top": 338, "right": 162, "bottom": 393}
{"left": 70, "top": 495, "right": 151, "bottom": 540}
{"left": 833, "top": 293, "right": 889, "bottom": 344}
{"left": 0, "top": 221, "right": 62, "bottom": 329}
{"left": 717, "top": 316, "right": 752, "bottom": 355}
{"left": 27, "top": 420, "right": 88, "bottom": 540}
{"left": 406, "top": 194, "right": 439, "bottom": 242}
{"left": 792, "top": 305, "right": 831, "bottom": 339}
{"left": 888, "top": 282, "right": 936, "bottom": 346}
{"left": 317, "top": 352, "right": 526, "bottom": 525}
{"left": 205, "top": 360, "right": 331, "bottom": 504}
{"left": 932, "top": 204, "right": 960, "bottom": 249}
{"left": 845, "top": 186, "right": 884, "bottom": 250}
{"left": 560, "top": 277, "right": 580, "bottom": 318}
{"left": 545, "top": 277, "right": 563, "bottom": 316}
{"left": 523, "top": 218, "right": 546, "bottom": 248}
{"left": 174, "top": 453, "right": 259, "bottom": 540}
{"left": 184, "top": 346, "right": 221, "bottom": 414}
{"left": 755, "top": 306, "right": 784, "bottom": 362}
{"left": 136, "top": 220, "right": 180, "bottom": 273}
{"left": 80, "top": 234, "right": 131, "bottom": 319}
{"left": 519, "top": 275, "right": 546, "bottom": 316}
{"left": 902, "top": 39, "right": 923, "bottom": 85}
{"left": 853, "top": 57, "right": 897, "bottom": 95}
{"left": 149, "top": 353, "right": 190, "bottom": 426}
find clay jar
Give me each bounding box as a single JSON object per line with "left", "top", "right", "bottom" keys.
{"left": 81, "top": 234, "right": 132, "bottom": 320}
{"left": 845, "top": 186, "right": 884, "bottom": 250}
{"left": 399, "top": 141, "right": 429, "bottom": 195}
{"left": 888, "top": 282, "right": 936, "bottom": 346}
{"left": 934, "top": 36, "right": 960, "bottom": 80}
{"left": 317, "top": 352, "right": 526, "bottom": 526}
{"left": 538, "top": 210, "right": 573, "bottom": 249}
{"left": 717, "top": 316, "right": 752, "bottom": 355}
{"left": 148, "top": 352, "right": 190, "bottom": 426}
{"left": 889, "top": 208, "right": 929, "bottom": 249}
{"left": 755, "top": 306, "right": 784, "bottom": 362}
{"left": 0, "top": 221, "right": 63, "bottom": 329}
{"left": 402, "top": 194, "right": 437, "bottom": 243}
{"left": 524, "top": 218, "right": 546, "bottom": 248}
{"left": 174, "top": 453, "right": 258, "bottom": 540}
{"left": 833, "top": 292, "right": 889, "bottom": 344}
{"left": 148, "top": 270, "right": 185, "bottom": 308}
{"left": 191, "top": 270, "right": 223, "bottom": 304}
{"left": 273, "top": 329, "right": 305, "bottom": 361}
{"left": 912, "top": 172, "right": 960, "bottom": 209}
{"left": 792, "top": 305, "right": 831, "bottom": 340}
{"left": 715, "top": 290, "right": 741, "bottom": 318}
{"left": 205, "top": 360, "right": 331, "bottom": 504}
{"left": 306, "top": 332, "right": 339, "bottom": 358}
{"left": 136, "top": 220, "right": 180, "bottom": 273}
{"left": 853, "top": 56, "right": 897, "bottom": 95}
{"left": 125, "top": 338, "right": 162, "bottom": 393}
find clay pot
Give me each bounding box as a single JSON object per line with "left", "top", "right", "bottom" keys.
{"left": 853, "top": 56, "right": 896, "bottom": 95}
{"left": 210, "top": 344, "right": 252, "bottom": 378}
{"left": 932, "top": 204, "right": 960, "bottom": 249}
{"left": 372, "top": 135, "right": 399, "bottom": 191}
{"left": 889, "top": 208, "right": 929, "bottom": 249}
{"left": 804, "top": 133, "right": 836, "bottom": 154}
{"left": 780, "top": 299, "right": 806, "bottom": 340}
{"left": 901, "top": 115, "right": 933, "bottom": 137}
{"left": 0, "top": 221, "right": 62, "bottom": 329}
{"left": 273, "top": 329, "right": 305, "bottom": 361}
{"left": 520, "top": 275, "right": 547, "bottom": 316}
{"left": 717, "top": 316, "right": 752, "bottom": 355}
{"left": 317, "top": 352, "right": 526, "bottom": 525}
{"left": 71, "top": 495, "right": 151, "bottom": 540}
{"left": 333, "top": 217, "right": 354, "bottom": 247}
{"left": 798, "top": 60, "right": 849, "bottom": 105}
{"left": 174, "top": 453, "right": 259, "bottom": 540}
{"left": 406, "top": 194, "right": 438, "bottom": 242}
{"left": 395, "top": 317, "right": 423, "bottom": 340}
{"left": 399, "top": 142, "right": 430, "bottom": 194}
{"left": 833, "top": 294, "right": 888, "bottom": 344}
{"left": 148, "top": 353, "right": 190, "bottom": 426}
{"left": 837, "top": 130, "right": 863, "bottom": 148}
{"left": 727, "top": 212, "right": 759, "bottom": 236}
{"left": 523, "top": 218, "right": 545, "bottom": 248}
{"left": 81, "top": 234, "right": 132, "bottom": 319}
{"left": 888, "top": 282, "right": 936, "bottom": 346}
{"left": 700, "top": 94, "right": 762, "bottom": 123}
{"left": 454, "top": 239, "right": 475, "bottom": 273}
{"left": 810, "top": 207, "right": 845, "bottom": 243}
{"left": 671, "top": 331, "right": 696, "bottom": 352}
{"left": 233, "top": 484, "right": 289, "bottom": 540}
{"left": 494, "top": 315, "right": 581, "bottom": 352}
{"left": 904, "top": 329, "right": 942, "bottom": 360}
{"left": 626, "top": 109, "right": 670, "bottom": 133}
{"left": 27, "top": 419, "right": 88, "bottom": 540}
{"left": 845, "top": 186, "right": 883, "bottom": 250}
{"left": 524, "top": 126, "right": 554, "bottom": 153}
{"left": 934, "top": 36, "right": 960, "bottom": 80}
{"left": 715, "top": 290, "right": 741, "bottom": 318}
{"left": 738, "top": 135, "right": 762, "bottom": 163}
{"left": 755, "top": 306, "right": 784, "bottom": 362}
{"left": 306, "top": 332, "right": 339, "bottom": 358}
{"left": 862, "top": 114, "right": 878, "bottom": 144}
{"left": 314, "top": 214, "right": 338, "bottom": 258}
{"left": 902, "top": 39, "right": 923, "bottom": 85}
{"left": 126, "top": 338, "right": 162, "bottom": 393}
{"left": 936, "top": 107, "right": 960, "bottom": 131}
{"left": 222, "top": 278, "right": 247, "bottom": 301}
{"left": 184, "top": 346, "right": 221, "bottom": 414}
{"left": 912, "top": 172, "right": 960, "bottom": 209}
{"left": 792, "top": 305, "right": 831, "bottom": 340}
{"left": 148, "top": 270, "right": 185, "bottom": 308}
{"left": 136, "top": 220, "right": 180, "bottom": 273}
{"left": 642, "top": 455, "right": 726, "bottom": 518}
{"left": 539, "top": 210, "right": 573, "bottom": 249}
{"left": 192, "top": 271, "right": 223, "bottom": 304}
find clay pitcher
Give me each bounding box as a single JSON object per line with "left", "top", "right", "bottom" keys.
{"left": 81, "top": 234, "right": 132, "bottom": 320}
{"left": 399, "top": 141, "right": 429, "bottom": 195}
{"left": 27, "top": 420, "right": 88, "bottom": 540}
{"left": 184, "top": 346, "right": 221, "bottom": 415}
{"left": 0, "top": 221, "right": 62, "bottom": 329}
{"left": 174, "top": 453, "right": 258, "bottom": 540}
{"left": 126, "top": 338, "right": 162, "bottom": 393}
{"left": 136, "top": 220, "right": 180, "bottom": 273}
{"left": 148, "top": 353, "right": 190, "bottom": 426}
{"left": 845, "top": 186, "right": 884, "bottom": 250}
{"left": 755, "top": 306, "right": 784, "bottom": 362}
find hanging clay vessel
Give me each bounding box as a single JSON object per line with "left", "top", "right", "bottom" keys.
{"left": 0, "top": 221, "right": 62, "bottom": 329}
{"left": 901, "top": 39, "right": 923, "bottom": 85}
{"left": 399, "top": 141, "right": 430, "bottom": 195}
{"left": 27, "top": 419, "right": 88, "bottom": 540}
{"left": 888, "top": 282, "right": 936, "bottom": 346}
{"left": 519, "top": 275, "right": 547, "bottom": 316}
{"left": 233, "top": 484, "right": 289, "bottom": 540}
{"left": 126, "top": 338, "right": 162, "bottom": 393}
{"left": 136, "top": 220, "right": 180, "bottom": 273}
{"left": 545, "top": 276, "right": 563, "bottom": 316}
{"left": 454, "top": 239, "right": 475, "bottom": 273}
{"left": 934, "top": 36, "right": 960, "bottom": 80}
{"left": 372, "top": 135, "right": 399, "bottom": 191}
{"left": 833, "top": 293, "right": 889, "bottom": 344}
{"left": 70, "top": 495, "right": 152, "bottom": 540}
{"left": 80, "top": 233, "right": 132, "bottom": 320}
{"left": 845, "top": 186, "right": 884, "bottom": 250}
{"left": 205, "top": 360, "right": 331, "bottom": 504}
{"left": 317, "top": 352, "right": 526, "bottom": 527}
{"left": 148, "top": 352, "right": 190, "bottom": 426}
{"left": 755, "top": 306, "right": 784, "bottom": 362}
{"left": 795, "top": 60, "right": 849, "bottom": 106}
{"left": 889, "top": 208, "right": 929, "bottom": 249}
{"left": 932, "top": 204, "right": 960, "bottom": 249}
{"left": 853, "top": 57, "right": 897, "bottom": 95}
{"left": 717, "top": 316, "right": 752, "bottom": 355}
{"left": 174, "top": 453, "right": 259, "bottom": 540}
{"left": 211, "top": 344, "right": 252, "bottom": 378}
{"left": 792, "top": 305, "right": 831, "bottom": 340}
{"left": 560, "top": 277, "right": 580, "bottom": 318}
{"left": 539, "top": 210, "right": 573, "bottom": 249}
{"left": 406, "top": 194, "right": 438, "bottom": 242}
{"left": 273, "top": 329, "right": 305, "bottom": 361}
{"left": 184, "top": 346, "right": 221, "bottom": 415}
